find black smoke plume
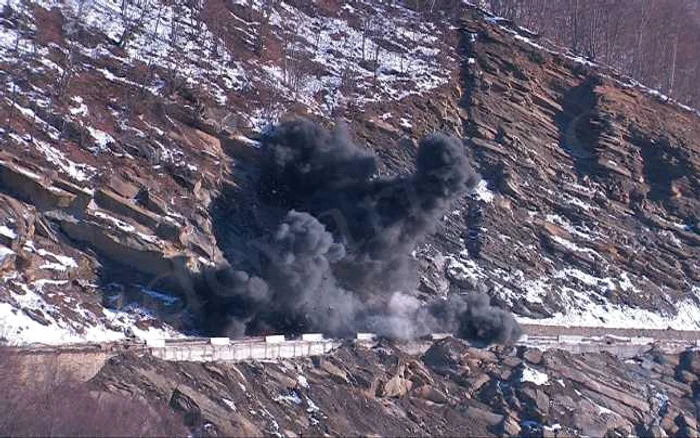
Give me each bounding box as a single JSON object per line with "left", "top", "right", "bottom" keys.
{"left": 195, "top": 119, "right": 520, "bottom": 345}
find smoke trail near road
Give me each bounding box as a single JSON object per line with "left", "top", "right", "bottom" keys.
{"left": 196, "top": 119, "right": 521, "bottom": 344}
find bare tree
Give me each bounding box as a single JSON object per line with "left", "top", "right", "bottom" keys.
{"left": 116, "top": 0, "right": 149, "bottom": 48}
{"left": 478, "top": 0, "right": 700, "bottom": 107}
{"left": 3, "top": 31, "right": 21, "bottom": 137}
{"left": 254, "top": 0, "right": 276, "bottom": 56}
{"left": 54, "top": 0, "right": 88, "bottom": 103}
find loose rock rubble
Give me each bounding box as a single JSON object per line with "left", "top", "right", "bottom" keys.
{"left": 91, "top": 337, "right": 700, "bottom": 437}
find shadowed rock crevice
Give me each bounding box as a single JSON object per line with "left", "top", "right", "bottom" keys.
{"left": 632, "top": 130, "right": 699, "bottom": 221}
{"left": 554, "top": 77, "right": 604, "bottom": 175}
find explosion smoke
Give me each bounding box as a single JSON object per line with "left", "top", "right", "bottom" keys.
{"left": 195, "top": 119, "right": 521, "bottom": 344}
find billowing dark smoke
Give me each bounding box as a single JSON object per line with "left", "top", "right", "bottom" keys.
{"left": 260, "top": 119, "right": 480, "bottom": 294}
{"left": 427, "top": 294, "right": 523, "bottom": 346}
{"left": 195, "top": 119, "right": 520, "bottom": 345}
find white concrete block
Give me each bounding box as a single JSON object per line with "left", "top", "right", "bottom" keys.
{"left": 630, "top": 337, "right": 654, "bottom": 345}
{"left": 518, "top": 334, "right": 529, "bottom": 343}
{"left": 309, "top": 344, "right": 325, "bottom": 355}
{"left": 356, "top": 333, "right": 377, "bottom": 341}
{"left": 280, "top": 344, "right": 296, "bottom": 358}
{"left": 210, "top": 337, "right": 230, "bottom": 346}
{"left": 146, "top": 338, "right": 166, "bottom": 348}
{"left": 430, "top": 333, "right": 451, "bottom": 340}
{"left": 265, "top": 335, "right": 286, "bottom": 344}
{"left": 604, "top": 334, "right": 631, "bottom": 342}
{"left": 557, "top": 335, "right": 584, "bottom": 343}
{"left": 251, "top": 344, "right": 268, "bottom": 358}
{"left": 301, "top": 333, "right": 324, "bottom": 342}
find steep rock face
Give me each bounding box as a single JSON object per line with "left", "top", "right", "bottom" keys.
{"left": 91, "top": 338, "right": 700, "bottom": 437}
{"left": 0, "top": 0, "right": 465, "bottom": 342}
{"left": 433, "top": 10, "right": 700, "bottom": 328}
{"left": 0, "top": 0, "right": 698, "bottom": 343}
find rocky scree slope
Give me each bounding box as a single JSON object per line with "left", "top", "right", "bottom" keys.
{"left": 0, "top": 1, "right": 697, "bottom": 343}
{"left": 91, "top": 337, "right": 700, "bottom": 437}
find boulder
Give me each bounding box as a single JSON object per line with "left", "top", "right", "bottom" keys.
{"left": 413, "top": 385, "right": 448, "bottom": 404}
{"left": 647, "top": 424, "right": 669, "bottom": 438}
{"left": 522, "top": 348, "right": 543, "bottom": 365}
{"left": 107, "top": 175, "right": 140, "bottom": 199}
{"left": 378, "top": 374, "right": 413, "bottom": 398}
{"left": 402, "top": 359, "right": 429, "bottom": 380}
{"left": 518, "top": 386, "right": 550, "bottom": 419}
{"left": 366, "top": 117, "right": 401, "bottom": 136}
{"left": 0, "top": 160, "right": 77, "bottom": 211}
{"left": 55, "top": 214, "right": 184, "bottom": 278}
{"left": 465, "top": 347, "right": 498, "bottom": 364}
{"left": 467, "top": 373, "right": 491, "bottom": 393}
{"left": 423, "top": 338, "right": 469, "bottom": 373}
{"left": 0, "top": 245, "right": 15, "bottom": 273}
{"left": 53, "top": 178, "right": 92, "bottom": 215}
{"left": 676, "top": 413, "right": 698, "bottom": 437}
{"left": 496, "top": 415, "right": 522, "bottom": 436}
{"left": 679, "top": 351, "right": 700, "bottom": 374}
{"left": 136, "top": 187, "right": 169, "bottom": 216}
{"left": 94, "top": 189, "right": 161, "bottom": 229}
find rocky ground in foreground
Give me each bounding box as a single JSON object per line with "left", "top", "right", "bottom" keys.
{"left": 88, "top": 338, "right": 700, "bottom": 437}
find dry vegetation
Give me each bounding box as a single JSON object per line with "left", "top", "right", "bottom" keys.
{"left": 482, "top": 0, "right": 700, "bottom": 107}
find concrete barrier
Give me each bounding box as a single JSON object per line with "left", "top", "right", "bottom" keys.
{"left": 431, "top": 333, "right": 452, "bottom": 340}
{"left": 356, "top": 333, "right": 377, "bottom": 341}
{"left": 526, "top": 335, "right": 558, "bottom": 343}
{"left": 301, "top": 333, "right": 324, "bottom": 342}
{"left": 210, "top": 337, "right": 230, "bottom": 346}
{"left": 630, "top": 337, "right": 655, "bottom": 345}
{"left": 146, "top": 338, "right": 166, "bottom": 348}
{"left": 557, "top": 335, "right": 584, "bottom": 343}
{"left": 603, "top": 334, "right": 631, "bottom": 343}
{"left": 151, "top": 339, "right": 339, "bottom": 362}
{"left": 265, "top": 335, "right": 285, "bottom": 344}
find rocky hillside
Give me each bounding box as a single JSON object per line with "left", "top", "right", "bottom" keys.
{"left": 90, "top": 337, "right": 700, "bottom": 437}
{"left": 0, "top": 0, "right": 698, "bottom": 343}
{"left": 451, "top": 12, "right": 699, "bottom": 328}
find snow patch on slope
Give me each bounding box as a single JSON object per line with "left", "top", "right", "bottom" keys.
{"left": 521, "top": 365, "right": 549, "bottom": 385}
{"left": 518, "top": 293, "right": 700, "bottom": 331}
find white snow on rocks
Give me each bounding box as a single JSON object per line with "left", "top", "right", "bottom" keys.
{"left": 447, "top": 239, "right": 700, "bottom": 331}
{"left": 0, "top": 246, "right": 15, "bottom": 264}
{"left": 37, "top": 248, "right": 79, "bottom": 271}
{"left": 471, "top": 179, "right": 495, "bottom": 203}
{"left": 32, "top": 139, "right": 97, "bottom": 182}
{"left": 0, "top": 286, "right": 181, "bottom": 346}
{"left": 297, "top": 375, "right": 309, "bottom": 389}
{"left": 222, "top": 398, "right": 238, "bottom": 412}
{"left": 86, "top": 126, "right": 116, "bottom": 153}
{"left": 0, "top": 226, "right": 17, "bottom": 240}
{"left": 521, "top": 365, "right": 549, "bottom": 385}
{"left": 518, "top": 294, "right": 700, "bottom": 331}
{"left": 246, "top": 0, "right": 453, "bottom": 113}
